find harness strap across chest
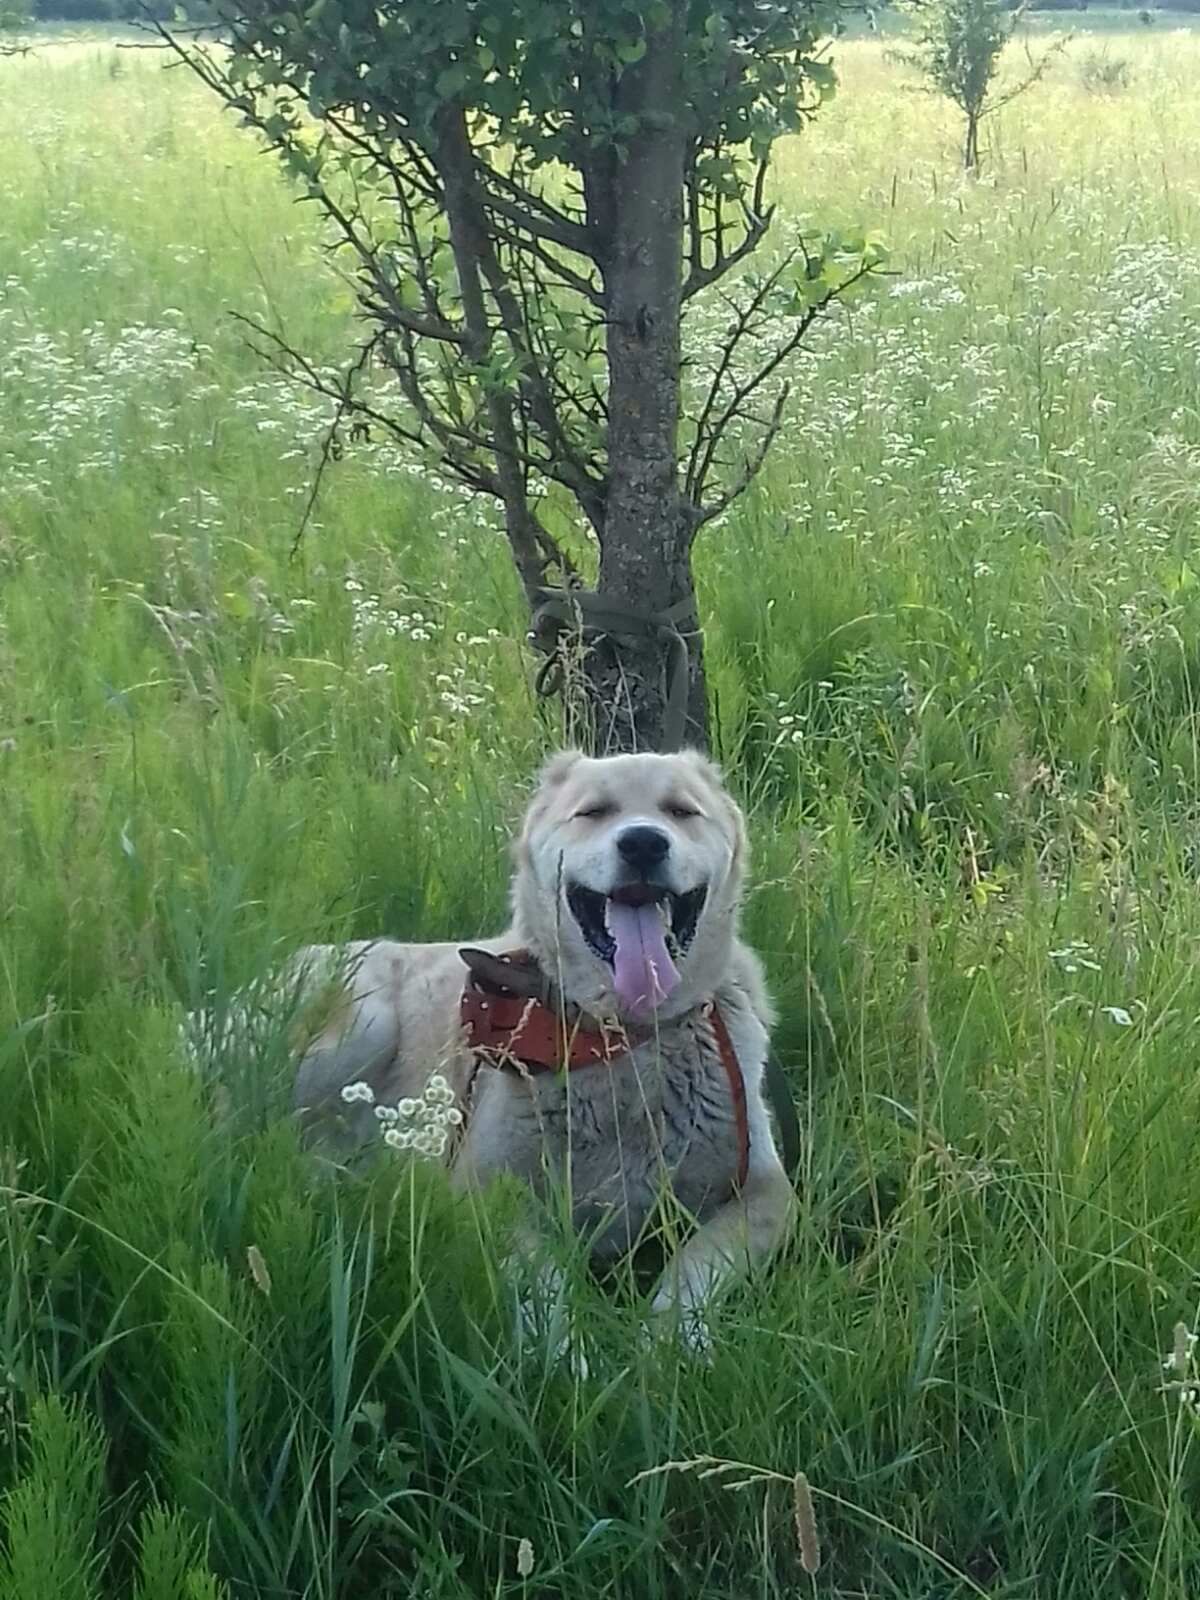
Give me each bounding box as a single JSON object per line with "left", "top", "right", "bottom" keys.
{"left": 458, "top": 947, "right": 750, "bottom": 1190}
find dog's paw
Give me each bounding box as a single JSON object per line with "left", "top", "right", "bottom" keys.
{"left": 562, "top": 1339, "right": 591, "bottom": 1382}
{"left": 641, "top": 1307, "right": 715, "bottom": 1364}
{"left": 514, "top": 1285, "right": 591, "bottom": 1380}
{"left": 529, "top": 1321, "right": 592, "bottom": 1382}
{"left": 678, "top": 1311, "right": 715, "bottom": 1362}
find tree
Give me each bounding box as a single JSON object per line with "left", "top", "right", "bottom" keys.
{"left": 162, "top": 1, "right": 884, "bottom": 752}
{"left": 0, "top": 0, "right": 31, "bottom": 35}
{"left": 899, "top": 0, "right": 1066, "bottom": 173}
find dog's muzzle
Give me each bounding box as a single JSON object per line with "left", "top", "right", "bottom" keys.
{"left": 565, "top": 880, "right": 708, "bottom": 1016}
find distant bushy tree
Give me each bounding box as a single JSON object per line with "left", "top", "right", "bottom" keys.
{"left": 0, "top": 0, "right": 31, "bottom": 34}
{"left": 31, "top": 0, "right": 114, "bottom": 18}
{"left": 28, "top": 0, "right": 214, "bottom": 20}
{"left": 901, "top": 0, "right": 1066, "bottom": 171}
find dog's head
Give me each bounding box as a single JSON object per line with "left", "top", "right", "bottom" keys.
{"left": 511, "top": 749, "right": 749, "bottom": 1020}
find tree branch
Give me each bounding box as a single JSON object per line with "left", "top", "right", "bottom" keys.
{"left": 434, "top": 104, "right": 574, "bottom": 597}
{"left": 232, "top": 314, "right": 500, "bottom": 495}
{"left": 287, "top": 334, "right": 380, "bottom": 554}
{"left": 683, "top": 256, "right": 790, "bottom": 501}
{"left": 688, "top": 261, "right": 876, "bottom": 509}
{"left": 682, "top": 202, "right": 776, "bottom": 301}
{"left": 984, "top": 33, "right": 1071, "bottom": 116}
{"left": 475, "top": 237, "right": 608, "bottom": 532}
{"left": 477, "top": 163, "right": 596, "bottom": 258}
{"left": 681, "top": 153, "right": 774, "bottom": 301}
{"left": 487, "top": 218, "right": 605, "bottom": 307}
{"left": 693, "top": 382, "right": 790, "bottom": 528}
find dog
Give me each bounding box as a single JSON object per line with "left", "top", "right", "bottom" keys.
{"left": 285, "top": 749, "right": 796, "bottom": 1352}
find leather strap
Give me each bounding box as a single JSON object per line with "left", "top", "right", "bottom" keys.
{"left": 706, "top": 1002, "right": 750, "bottom": 1190}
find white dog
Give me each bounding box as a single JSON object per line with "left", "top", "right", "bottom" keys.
{"left": 284, "top": 749, "right": 796, "bottom": 1349}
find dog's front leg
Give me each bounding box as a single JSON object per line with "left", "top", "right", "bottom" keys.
{"left": 504, "top": 1224, "right": 591, "bottom": 1379}
{"left": 452, "top": 1078, "right": 590, "bottom": 1377}
{"left": 648, "top": 1157, "right": 796, "bottom": 1354}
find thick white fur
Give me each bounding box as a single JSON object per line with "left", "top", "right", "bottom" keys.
{"left": 289, "top": 750, "right": 796, "bottom": 1347}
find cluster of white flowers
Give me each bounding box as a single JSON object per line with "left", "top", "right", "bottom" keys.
{"left": 1047, "top": 943, "right": 1143, "bottom": 1029}
{"left": 1048, "top": 941, "right": 1102, "bottom": 975}
{"left": 434, "top": 664, "right": 489, "bottom": 717}
{"left": 343, "top": 577, "right": 437, "bottom": 644}
{"left": 20, "top": 227, "right": 130, "bottom": 279}
{"left": 1, "top": 314, "right": 211, "bottom": 496}
{"left": 230, "top": 374, "right": 331, "bottom": 451}
{"left": 340, "top": 1073, "right": 464, "bottom": 1159}
{"left": 1161, "top": 1323, "right": 1200, "bottom": 1416}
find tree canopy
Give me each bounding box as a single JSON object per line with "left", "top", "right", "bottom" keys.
{"left": 166, "top": 1, "right": 886, "bottom": 747}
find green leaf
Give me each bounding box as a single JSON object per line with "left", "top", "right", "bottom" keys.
{"left": 436, "top": 63, "right": 468, "bottom": 98}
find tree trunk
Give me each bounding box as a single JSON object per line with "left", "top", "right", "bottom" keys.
{"left": 588, "top": 10, "right": 708, "bottom": 755}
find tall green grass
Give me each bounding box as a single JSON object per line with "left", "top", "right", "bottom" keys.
{"left": 5, "top": 23, "right": 1200, "bottom": 1597}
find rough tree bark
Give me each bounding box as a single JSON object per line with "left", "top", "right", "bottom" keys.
{"left": 588, "top": 15, "right": 705, "bottom": 753}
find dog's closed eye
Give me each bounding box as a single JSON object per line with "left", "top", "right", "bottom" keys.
{"left": 663, "top": 800, "right": 701, "bottom": 820}
{"left": 574, "top": 801, "right": 616, "bottom": 821}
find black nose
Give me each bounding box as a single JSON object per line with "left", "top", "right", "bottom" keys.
{"left": 616, "top": 825, "right": 670, "bottom": 873}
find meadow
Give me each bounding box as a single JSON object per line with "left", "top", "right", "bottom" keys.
{"left": 6, "top": 18, "right": 1200, "bottom": 1597}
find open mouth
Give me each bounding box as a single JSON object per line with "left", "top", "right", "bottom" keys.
{"left": 566, "top": 882, "right": 708, "bottom": 966}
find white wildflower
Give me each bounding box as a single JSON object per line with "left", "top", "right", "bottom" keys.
{"left": 374, "top": 1073, "right": 463, "bottom": 1162}
{"left": 1161, "top": 1323, "right": 1200, "bottom": 1415}
{"left": 1049, "top": 943, "right": 1101, "bottom": 974}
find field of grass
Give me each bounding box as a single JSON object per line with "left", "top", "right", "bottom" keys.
{"left": 7, "top": 19, "right": 1200, "bottom": 1598}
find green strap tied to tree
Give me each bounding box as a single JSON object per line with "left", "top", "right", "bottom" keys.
{"left": 529, "top": 587, "right": 696, "bottom": 754}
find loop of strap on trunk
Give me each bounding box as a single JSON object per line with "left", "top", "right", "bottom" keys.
{"left": 528, "top": 586, "right": 696, "bottom": 752}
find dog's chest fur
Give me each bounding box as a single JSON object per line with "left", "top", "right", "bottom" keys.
{"left": 472, "top": 1008, "right": 744, "bottom": 1260}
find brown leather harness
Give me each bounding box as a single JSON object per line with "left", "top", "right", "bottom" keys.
{"left": 457, "top": 947, "right": 751, "bottom": 1189}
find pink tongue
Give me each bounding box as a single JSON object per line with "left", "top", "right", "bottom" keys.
{"left": 604, "top": 899, "right": 680, "bottom": 1016}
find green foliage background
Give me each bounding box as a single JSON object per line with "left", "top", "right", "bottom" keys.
{"left": 6, "top": 23, "right": 1200, "bottom": 1599}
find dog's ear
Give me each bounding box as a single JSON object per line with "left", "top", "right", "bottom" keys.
{"left": 536, "top": 749, "right": 585, "bottom": 790}
{"left": 680, "top": 749, "right": 750, "bottom": 875}
{"left": 514, "top": 750, "right": 584, "bottom": 867}
{"left": 678, "top": 747, "right": 726, "bottom": 787}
